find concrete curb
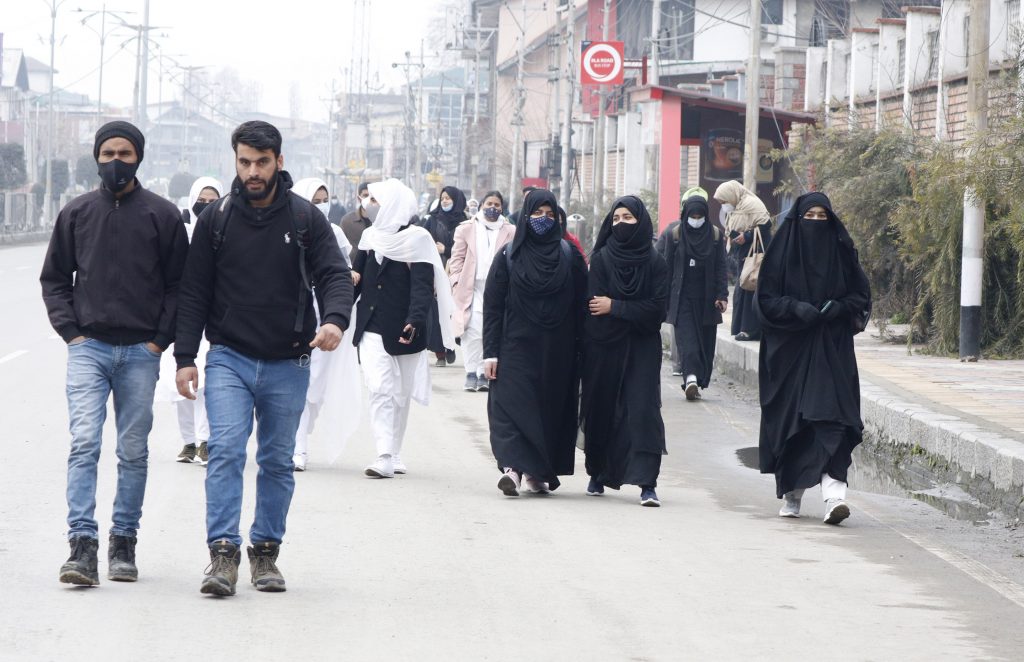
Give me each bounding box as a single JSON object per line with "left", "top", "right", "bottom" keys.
{"left": 713, "top": 327, "right": 1024, "bottom": 514}
{"left": 0, "top": 231, "right": 49, "bottom": 246}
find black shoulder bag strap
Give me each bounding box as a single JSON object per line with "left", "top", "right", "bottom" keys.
{"left": 289, "top": 195, "right": 314, "bottom": 334}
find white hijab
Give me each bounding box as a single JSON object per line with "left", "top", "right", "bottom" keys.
{"left": 292, "top": 177, "right": 352, "bottom": 267}
{"left": 358, "top": 178, "right": 455, "bottom": 350}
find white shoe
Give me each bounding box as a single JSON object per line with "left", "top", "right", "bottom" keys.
{"left": 823, "top": 498, "right": 851, "bottom": 525}
{"left": 497, "top": 468, "right": 521, "bottom": 496}
{"left": 292, "top": 454, "right": 306, "bottom": 472}
{"left": 522, "top": 473, "right": 550, "bottom": 494}
{"left": 778, "top": 492, "right": 801, "bottom": 518}
{"left": 364, "top": 455, "right": 395, "bottom": 478}
{"left": 684, "top": 375, "right": 699, "bottom": 401}
{"left": 392, "top": 455, "right": 407, "bottom": 474}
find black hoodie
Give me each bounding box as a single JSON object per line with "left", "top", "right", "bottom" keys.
{"left": 174, "top": 171, "right": 353, "bottom": 367}
{"left": 40, "top": 181, "right": 189, "bottom": 348}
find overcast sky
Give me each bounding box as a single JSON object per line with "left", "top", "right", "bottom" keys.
{"left": 6, "top": 0, "right": 450, "bottom": 120}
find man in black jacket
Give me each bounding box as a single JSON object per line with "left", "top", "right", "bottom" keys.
{"left": 174, "top": 121, "right": 353, "bottom": 597}
{"left": 40, "top": 120, "right": 189, "bottom": 587}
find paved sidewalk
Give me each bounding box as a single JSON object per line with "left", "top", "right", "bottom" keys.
{"left": 713, "top": 313, "right": 1024, "bottom": 514}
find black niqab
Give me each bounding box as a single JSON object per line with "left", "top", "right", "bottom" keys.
{"left": 592, "top": 195, "right": 654, "bottom": 299}
{"left": 434, "top": 186, "right": 468, "bottom": 234}
{"left": 507, "top": 189, "right": 572, "bottom": 328}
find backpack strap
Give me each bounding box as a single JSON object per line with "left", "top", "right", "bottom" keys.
{"left": 210, "top": 195, "right": 233, "bottom": 253}
{"left": 288, "top": 194, "right": 315, "bottom": 334}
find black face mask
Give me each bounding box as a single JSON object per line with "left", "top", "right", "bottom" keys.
{"left": 192, "top": 200, "right": 212, "bottom": 218}
{"left": 97, "top": 159, "right": 139, "bottom": 193}
{"left": 612, "top": 222, "right": 638, "bottom": 242}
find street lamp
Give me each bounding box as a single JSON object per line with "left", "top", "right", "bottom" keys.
{"left": 74, "top": 4, "right": 135, "bottom": 121}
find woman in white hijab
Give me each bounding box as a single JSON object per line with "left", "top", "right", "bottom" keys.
{"left": 352, "top": 178, "right": 456, "bottom": 478}
{"left": 290, "top": 177, "right": 360, "bottom": 471}
{"left": 161, "top": 177, "right": 222, "bottom": 464}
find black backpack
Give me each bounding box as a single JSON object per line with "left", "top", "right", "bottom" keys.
{"left": 209, "top": 193, "right": 316, "bottom": 334}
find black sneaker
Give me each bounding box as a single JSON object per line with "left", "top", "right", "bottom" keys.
{"left": 640, "top": 487, "right": 661, "bottom": 507}
{"left": 586, "top": 477, "right": 604, "bottom": 496}
{"left": 107, "top": 534, "right": 138, "bottom": 582}
{"left": 445, "top": 349, "right": 456, "bottom": 364}
{"left": 196, "top": 441, "right": 209, "bottom": 466}
{"left": 464, "top": 373, "right": 477, "bottom": 391}
{"left": 248, "top": 542, "right": 286, "bottom": 592}
{"left": 200, "top": 540, "right": 240, "bottom": 596}
{"left": 177, "top": 443, "right": 197, "bottom": 463}
{"left": 59, "top": 537, "right": 99, "bottom": 586}
{"left": 435, "top": 357, "right": 446, "bottom": 368}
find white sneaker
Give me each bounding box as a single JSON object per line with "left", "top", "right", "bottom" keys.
{"left": 778, "top": 492, "right": 802, "bottom": 518}
{"left": 522, "top": 473, "right": 550, "bottom": 494}
{"left": 823, "top": 498, "right": 851, "bottom": 525}
{"left": 364, "top": 455, "right": 395, "bottom": 478}
{"left": 392, "top": 455, "right": 407, "bottom": 474}
{"left": 684, "top": 375, "right": 699, "bottom": 401}
{"left": 497, "top": 468, "right": 521, "bottom": 496}
{"left": 292, "top": 454, "right": 306, "bottom": 472}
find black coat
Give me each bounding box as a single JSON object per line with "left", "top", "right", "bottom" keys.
{"left": 351, "top": 249, "right": 435, "bottom": 356}
{"left": 41, "top": 182, "right": 189, "bottom": 348}
{"left": 656, "top": 221, "right": 728, "bottom": 326}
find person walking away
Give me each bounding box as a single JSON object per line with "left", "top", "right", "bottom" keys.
{"left": 655, "top": 194, "right": 728, "bottom": 401}
{"left": 755, "top": 192, "right": 871, "bottom": 524}
{"left": 175, "top": 121, "right": 353, "bottom": 596}
{"left": 290, "top": 177, "right": 361, "bottom": 472}
{"left": 713, "top": 180, "right": 771, "bottom": 341}
{"left": 483, "top": 189, "right": 588, "bottom": 496}
{"left": 581, "top": 196, "right": 668, "bottom": 506}
{"left": 351, "top": 178, "right": 456, "bottom": 478}
{"left": 447, "top": 190, "right": 515, "bottom": 392}
{"left": 41, "top": 121, "right": 189, "bottom": 586}
{"left": 162, "top": 177, "right": 223, "bottom": 465}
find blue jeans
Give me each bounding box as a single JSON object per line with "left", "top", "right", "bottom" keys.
{"left": 65, "top": 339, "right": 161, "bottom": 540}
{"left": 203, "top": 344, "right": 310, "bottom": 546}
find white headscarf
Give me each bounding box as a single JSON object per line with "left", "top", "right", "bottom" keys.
{"left": 187, "top": 176, "right": 223, "bottom": 212}
{"left": 293, "top": 177, "right": 352, "bottom": 267}
{"left": 359, "top": 178, "right": 455, "bottom": 350}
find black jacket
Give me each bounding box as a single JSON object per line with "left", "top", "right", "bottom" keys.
{"left": 40, "top": 181, "right": 189, "bottom": 348}
{"left": 174, "top": 172, "right": 353, "bottom": 367}
{"left": 656, "top": 220, "right": 729, "bottom": 325}
{"left": 351, "top": 247, "right": 435, "bottom": 356}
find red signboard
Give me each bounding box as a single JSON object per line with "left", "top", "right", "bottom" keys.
{"left": 581, "top": 41, "right": 625, "bottom": 86}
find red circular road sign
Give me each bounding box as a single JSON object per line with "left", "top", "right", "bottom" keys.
{"left": 581, "top": 41, "right": 624, "bottom": 85}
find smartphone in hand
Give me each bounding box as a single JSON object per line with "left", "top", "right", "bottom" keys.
{"left": 819, "top": 300, "right": 834, "bottom": 314}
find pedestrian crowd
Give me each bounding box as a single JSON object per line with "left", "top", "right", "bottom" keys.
{"left": 40, "top": 119, "right": 871, "bottom": 596}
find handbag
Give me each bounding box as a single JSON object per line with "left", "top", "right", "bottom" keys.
{"left": 739, "top": 226, "right": 764, "bottom": 292}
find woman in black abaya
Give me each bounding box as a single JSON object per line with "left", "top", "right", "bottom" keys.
{"left": 755, "top": 192, "right": 871, "bottom": 525}
{"left": 580, "top": 196, "right": 668, "bottom": 506}
{"left": 420, "top": 186, "right": 464, "bottom": 366}
{"left": 657, "top": 195, "right": 729, "bottom": 401}
{"left": 483, "top": 189, "right": 588, "bottom": 497}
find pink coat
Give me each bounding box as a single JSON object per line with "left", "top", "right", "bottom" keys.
{"left": 448, "top": 218, "right": 516, "bottom": 337}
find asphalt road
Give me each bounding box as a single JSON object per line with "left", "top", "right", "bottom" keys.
{"left": 3, "top": 242, "right": 1024, "bottom": 661}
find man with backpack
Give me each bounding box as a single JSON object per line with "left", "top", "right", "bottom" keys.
{"left": 174, "top": 121, "right": 353, "bottom": 597}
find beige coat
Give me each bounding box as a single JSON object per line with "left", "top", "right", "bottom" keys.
{"left": 448, "top": 216, "right": 516, "bottom": 337}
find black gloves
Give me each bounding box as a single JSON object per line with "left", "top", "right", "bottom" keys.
{"left": 792, "top": 301, "right": 820, "bottom": 324}
{"left": 821, "top": 300, "right": 845, "bottom": 322}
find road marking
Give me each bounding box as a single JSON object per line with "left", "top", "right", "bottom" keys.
{"left": 859, "top": 504, "right": 1024, "bottom": 610}
{"left": 0, "top": 350, "right": 29, "bottom": 365}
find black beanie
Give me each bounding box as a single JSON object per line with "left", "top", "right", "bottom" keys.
{"left": 93, "top": 121, "right": 145, "bottom": 162}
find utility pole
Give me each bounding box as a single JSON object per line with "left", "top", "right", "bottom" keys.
{"left": 139, "top": 0, "right": 150, "bottom": 128}
{"left": 743, "top": 0, "right": 761, "bottom": 191}
{"left": 650, "top": 0, "right": 662, "bottom": 86}
{"left": 415, "top": 40, "right": 425, "bottom": 196}
{"left": 559, "top": 1, "right": 577, "bottom": 213}
{"left": 960, "top": 0, "right": 990, "bottom": 361}
{"left": 509, "top": 0, "right": 527, "bottom": 213}
{"left": 44, "top": 0, "right": 62, "bottom": 227}
{"left": 549, "top": 30, "right": 562, "bottom": 200}
{"left": 591, "top": 0, "right": 611, "bottom": 236}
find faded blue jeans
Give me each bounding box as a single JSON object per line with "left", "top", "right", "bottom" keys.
{"left": 203, "top": 344, "right": 310, "bottom": 547}
{"left": 65, "top": 339, "right": 161, "bottom": 540}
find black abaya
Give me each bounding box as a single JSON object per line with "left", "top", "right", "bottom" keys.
{"left": 483, "top": 190, "right": 588, "bottom": 489}
{"left": 755, "top": 192, "right": 871, "bottom": 498}
{"left": 581, "top": 196, "right": 668, "bottom": 489}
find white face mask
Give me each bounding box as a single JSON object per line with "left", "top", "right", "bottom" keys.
{"left": 315, "top": 202, "right": 330, "bottom": 218}
{"left": 441, "top": 202, "right": 453, "bottom": 212}
{"left": 360, "top": 196, "right": 373, "bottom": 210}
{"left": 687, "top": 216, "right": 706, "bottom": 229}
{"left": 720, "top": 203, "right": 735, "bottom": 214}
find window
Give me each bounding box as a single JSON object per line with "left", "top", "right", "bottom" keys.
{"left": 964, "top": 15, "right": 971, "bottom": 56}
{"left": 620, "top": 0, "right": 695, "bottom": 61}
{"left": 927, "top": 30, "right": 940, "bottom": 79}
{"left": 762, "top": 0, "right": 783, "bottom": 25}
{"left": 810, "top": 1, "right": 849, "bottom": 44}
{"left": 898, "top": 38, "right": 906, "bottom": 85}
{"left": 1009, "top": 0, "right": 1021, "bottom": 26}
